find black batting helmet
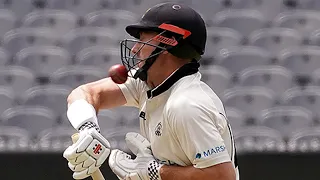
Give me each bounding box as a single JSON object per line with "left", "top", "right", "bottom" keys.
{"left": 120, "top": 2, "right": 207, "bottom": 81}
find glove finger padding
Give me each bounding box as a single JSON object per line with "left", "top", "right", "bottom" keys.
{"left": 72, "top": 163, "right": 101, "bottom": 180}
{"left": 63, "top": 133, "right": 94, "bottom": 160}
{"left": 109, "top": 149, "right": 135, "bottom": 179}
{"left": 63, "top": 128, "right": 111, "bottom": 179}
{"left": 125, "top": 132, "right": 152, "bottom": 157}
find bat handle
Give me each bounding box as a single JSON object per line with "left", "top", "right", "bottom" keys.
{"left": 71, "top": 133, "right": 106, "bottom": 180}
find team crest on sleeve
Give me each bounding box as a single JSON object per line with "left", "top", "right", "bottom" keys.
{"left": 155, "top": 122, "right": 162, "bottom": 136}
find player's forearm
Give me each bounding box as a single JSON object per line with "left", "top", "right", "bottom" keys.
{"left": 67, "top": 77, "right": 126, "bottom": 111}
{"left": 160, "top": 162, "right": 236, "bottom": 180}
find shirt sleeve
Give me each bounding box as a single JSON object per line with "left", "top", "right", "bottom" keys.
{"left": 117, "top": 76, "right": 147, "bottom": 108}
{"left": 168, "top": 97, "right": 231, "bottom": 169}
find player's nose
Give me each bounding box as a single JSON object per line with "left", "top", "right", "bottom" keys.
{"left": 131, "top": 43, "right": 140, "bottom": 55}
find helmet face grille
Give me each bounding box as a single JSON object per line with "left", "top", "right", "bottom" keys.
{"left": 120, "top": 38, "right": 166, "bottom": 78}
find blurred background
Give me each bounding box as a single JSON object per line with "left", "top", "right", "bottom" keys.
{"left": 0, "top": 0, "right": 319, "bottom": 179}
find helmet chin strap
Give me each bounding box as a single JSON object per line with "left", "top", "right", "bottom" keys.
{"left": 133, "top": 44, "right": 165, "bottom": 81}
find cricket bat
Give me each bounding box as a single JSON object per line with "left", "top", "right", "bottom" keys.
{"left": 71, "top": 133, "right": 105, "bottom": 180}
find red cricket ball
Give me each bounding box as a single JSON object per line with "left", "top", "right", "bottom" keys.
{"left": 108, "top": 64, "right": 128, "bottom": 84}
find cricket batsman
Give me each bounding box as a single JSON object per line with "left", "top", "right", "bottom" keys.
{"left": 63, "top": 2, "right": 239, "bottom": 180}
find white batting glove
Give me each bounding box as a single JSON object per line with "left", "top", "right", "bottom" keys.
{"left": 63, "top": 128, "right": 111, "bottom": 179}
{"left": 63, "top": 99, "right": 111, "bottom": 179}
{"left": 109, "top": 132, "right": 163, "bottom": 180}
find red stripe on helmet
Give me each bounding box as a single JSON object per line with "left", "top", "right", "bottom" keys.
{"left": 153, "top": 35, "right": 178, "bottom": 46}
{"left": 158, "top": 23, "right": 191, "bottom": 39}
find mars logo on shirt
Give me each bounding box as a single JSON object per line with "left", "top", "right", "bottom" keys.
{"left": 155, "top": 122, "right": 162, "bottom": 136}
{"left": 196, "top": 145, "right": 226, "bottom": 159}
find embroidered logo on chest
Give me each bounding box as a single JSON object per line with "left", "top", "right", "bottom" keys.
{"left": 155, "top": 122, "right": 162, "bottom": 136}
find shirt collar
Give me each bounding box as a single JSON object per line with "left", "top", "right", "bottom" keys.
{"left": 147, "top": 61, "right": 200, "bottom": 99}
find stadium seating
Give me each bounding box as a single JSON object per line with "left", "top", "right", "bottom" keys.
{"left": 216, "top": 46, "right": 273, "bottom": 75}
{"left": 225, "top": 107, "right": 247, "bottom": 130}
{"left": 248, "top": 28, "right": 303, "bottom": 54}
{"left": 258, "top": 106, "right": 313, "bottom": 139}
{"left": 282, "top": 86, "right": 320, "bottom": 123}
{"left": 213, "top": 9, "right": 267, "bottom": 37}
{"left": 222, "top": 86, "right": 276, "bottom": 122}
{"left": 0, "top": 86, "right": 15, "bottom": 115}
{"left": 234, "top": 126, "right": 287, "bottom": 153}
{"left": 287, "top": 127, "right": 320, "bottom": 152}
{"left": 1, "top": 106, "right": 57, "bottom": 137}
{"left": 200, "top": 65, "right": 232, "bottom": 96}
{"left": 20, "top": 85, "right": 71, "bottom": 116}
{"left": 205, "top": 27, "right": 243, "bottom": 58}
{"left": 15, "top": 46, "right": 72, "bottom": 79}
{"left": 0, "top": 126, "right": 30, "bottom": 152}
{"left": 22, "top": 10, "right": 78, "bottom": 35}
{"left": 273, "top": 10, "right": 320, "bottom": 37}
{"left": 238, "top": 65, "right": 294, "bottom": 96}
{"left": 51, "top": 65, "right": 107, "bottom": 89}
{"left": 0, "top": 66, "right": 36, "bottom": 96}
{"left": 75, "top": 46, "right": 120, "bottom": 68}
{"left": 0, "top": 9, "right": 17, "bottom": 38}
{"left": 60, "top": 27, "right": 119, "bottom": 55}
{"left": 3, "top": 27, "right": 58, "bottom": 55}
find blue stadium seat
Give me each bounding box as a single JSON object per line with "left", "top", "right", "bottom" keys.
{"left": 216, "top": 46, "right": 272, "bottom": 75}
{"left": 258, "top": 106, "right": 313, "bottom": 139}
{"left": 200, "top": 65, "right": 232, "bottom": 96}
{"left": 273, "top": 10, "right": 320, "bottom": 37}
{"left": 1, "top": 106, "right": 57, "bottom": 137}
{"left": 234, "top": 126, "right": 286, "bottom": 153}
{"left": 75, "top": 46, "right": 120, "bottom": 69}
{"left": 51, "top": 66, "right": 107, "bottom": 89}
{"left": 22, "top": 10, "right": 78, "bottom": 35}
{"left": 20, "top": 85, "right": 72, "bottom": 116}
{"left": 0, "top": 66, "right": 35, "bottom": 96}
{"left": 61, "top": 27, "right": 119, "bottom": 55}
{"left": 205, "top": 27, "right": 243, "bottom": 58}
{"left": 278, "top": 46, "right": 320, "bottom": 86}
{"left": 15, "top": 46, "right": 71, "bottom": 80}
{"left": 239, "top": 65, "right": 294, "bottom": 96}
{"left": 249, "top": 28, "right": 303, "bottom": 54}
{"left": 222, "top": 86, "right": 276, "bottom": 121}
{"left": 213, "top": 9, "right": 267, "bottom": 37}
{"left": 3, "top": 28, "right": 58, "bottom": 55}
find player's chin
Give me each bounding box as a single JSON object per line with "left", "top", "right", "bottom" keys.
{"left": 146, "top": 79, "right": 155, "bottom": 89}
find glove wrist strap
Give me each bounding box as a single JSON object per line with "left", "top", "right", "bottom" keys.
{"left": 147, "top": 160, "right": 163, "bottom": 180}
{"left": 67, "top": 99, "right": 100, "bottom": 131}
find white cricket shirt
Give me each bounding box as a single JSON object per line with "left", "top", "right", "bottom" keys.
{"left": 117, "top": 63, "right": 239, "bottom": 179}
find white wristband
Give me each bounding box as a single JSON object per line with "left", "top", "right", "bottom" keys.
{"left": 67, "top": 99, "right": 100, "bottom": 131}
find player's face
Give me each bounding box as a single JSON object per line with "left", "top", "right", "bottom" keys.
{"left": 131, "top": 31, "right": 160, "bottom": 68}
